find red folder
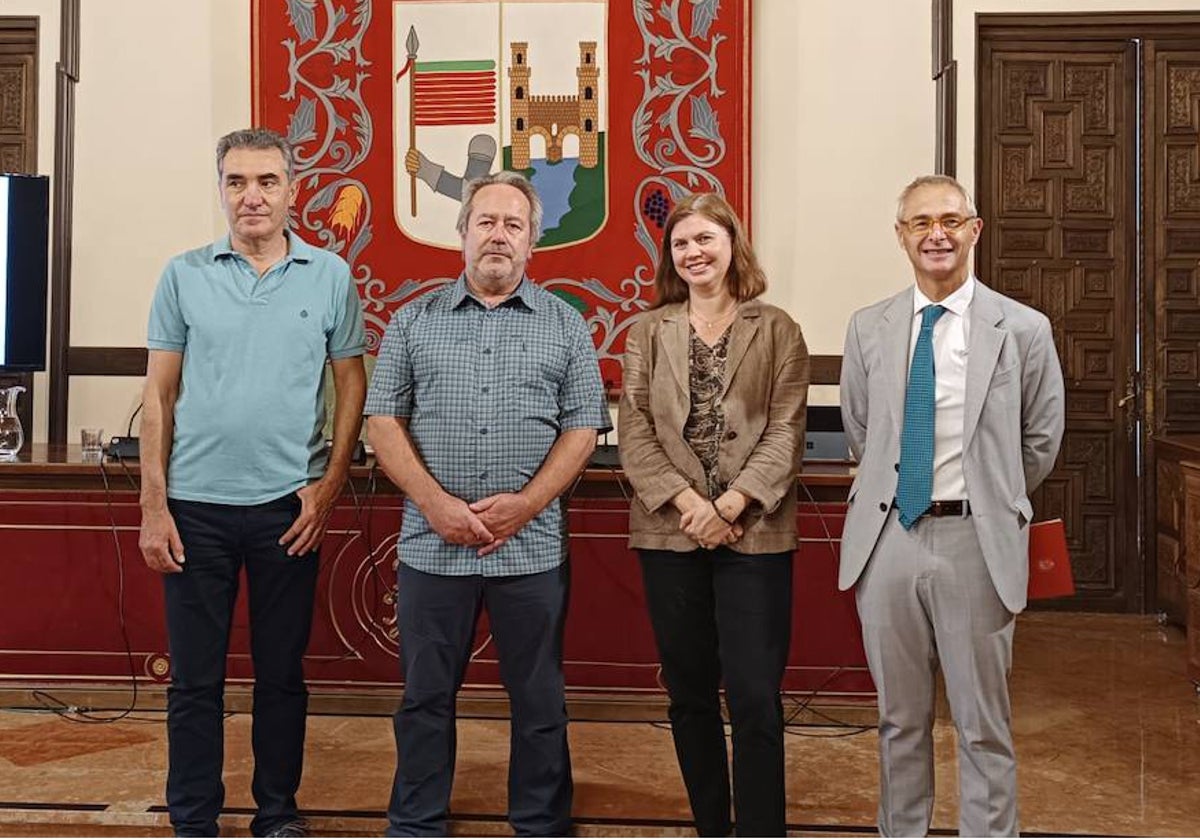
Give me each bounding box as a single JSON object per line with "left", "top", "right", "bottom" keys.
{"left": 1027, "top": 519, "right": 1074, "bottom": 600}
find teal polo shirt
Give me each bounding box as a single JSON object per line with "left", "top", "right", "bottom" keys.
{"left": 147, "top": 232, "right": 366, "bottom": 505}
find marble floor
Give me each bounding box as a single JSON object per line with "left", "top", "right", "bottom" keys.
{"left": 0, "top": 613, "right": 1198, "bottom": 836}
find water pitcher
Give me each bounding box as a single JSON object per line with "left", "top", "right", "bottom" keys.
{"left": 0, "top": 385, "right": 25, "bottom": 458}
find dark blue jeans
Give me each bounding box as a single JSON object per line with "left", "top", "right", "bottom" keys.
{"left": 387, "top": 562, "right": 573, "bottom": 837}
{"left": 639, "top": 548, "right": 794, "bottom": 837}
{"left": 163, "top": 494, "right": 318, "bottom": 837}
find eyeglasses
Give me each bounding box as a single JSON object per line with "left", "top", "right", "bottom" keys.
{"left": 898, "top": 215, "right": 977, "bottom": 235}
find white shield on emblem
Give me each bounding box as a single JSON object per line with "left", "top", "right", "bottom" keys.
{"left": 394, "top": 0, "right": 608, "bottom": 250}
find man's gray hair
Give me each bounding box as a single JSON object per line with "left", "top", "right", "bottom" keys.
{"left": 456, "top": 170, "right": 544, "bottom": 244}
{"left": 216, "top": 128, "right": 295, "bottom": 180}
{"left": 896, "top": 174, "right": 977, "bottom": 220}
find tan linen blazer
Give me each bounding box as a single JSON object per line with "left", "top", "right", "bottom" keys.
{"left": 618, "top": 300, "right": 810, "bottom": 554}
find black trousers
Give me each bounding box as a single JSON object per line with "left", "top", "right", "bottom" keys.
{"left": 163, "top": 495, "right": 318, "bottom": 837}
{"left": 639, "top": 547, "right": 794, "bottom": 837}
{"left": 387, "top": 562, "right": 572, "bottom": 838}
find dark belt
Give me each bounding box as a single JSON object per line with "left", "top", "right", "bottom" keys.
{"left": 927, "top": 499, "right": 969, "bottom": 517}
{"left": 891, "top": 499, "right": 971, "bottom": 517}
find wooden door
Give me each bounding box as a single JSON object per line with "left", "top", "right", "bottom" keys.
{"left": 1150, "top": 43, "right": 1200, "bottom": 438}
{"left": 978, "top": 39, "right": 1139, "bottom": 611}
{"left": 1146, "top": 43, "right": 1200, "bottom": 622}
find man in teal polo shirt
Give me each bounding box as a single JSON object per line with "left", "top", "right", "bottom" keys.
{"left": 138, "top": 128, "right": 366, "bottom": 838}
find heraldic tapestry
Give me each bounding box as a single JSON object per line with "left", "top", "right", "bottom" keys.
{"left": 253, "top": 0, "right": 750, "bottom": 387}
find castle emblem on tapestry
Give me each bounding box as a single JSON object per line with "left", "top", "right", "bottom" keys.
{"left": 394, "top": 2, "right": 607, "bottom": 249}
{"left": 256, "top": 0, "right": 749, "bottom": 385}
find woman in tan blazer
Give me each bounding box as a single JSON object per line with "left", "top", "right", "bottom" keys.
{"left": 618, "top": 193, "right": 809, "bottom": 837}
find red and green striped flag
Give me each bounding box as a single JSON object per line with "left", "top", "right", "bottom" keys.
{"left": 412, "top": 60, "right": 497, "bottom": 126}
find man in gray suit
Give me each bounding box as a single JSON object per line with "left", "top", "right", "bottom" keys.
{"left": 839, "top": 175, "right": 1064, "bottom": 836}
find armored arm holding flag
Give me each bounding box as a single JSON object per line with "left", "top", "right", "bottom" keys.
{"left": 405, "top": 134, "right": 497, "bottom": 202}
{"left": 396, "top": 24, "right": 499, "bottom": 212}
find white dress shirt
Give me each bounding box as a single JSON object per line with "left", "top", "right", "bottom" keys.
{"left": 908, "top": 276, "right": 974, "bottom": 502}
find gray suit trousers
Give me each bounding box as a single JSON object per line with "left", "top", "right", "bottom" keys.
{"left": 855, "top": 509, "right": 1017, "bottom": 837}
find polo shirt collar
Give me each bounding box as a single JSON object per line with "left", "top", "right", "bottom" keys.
{"left": 452, "top": 274, "right": 538, "bottom": 312}
{"left": 213, "top": 229, "right": 313, "bottom": 264}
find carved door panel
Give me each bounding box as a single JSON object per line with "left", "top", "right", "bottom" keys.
{"left": 0, "top": 18, "right": 36, "bottom": 174}
{"left": 979, "top": 42, "right": 1138, "bottom": 611}
{"left": 1152, "top": 46, "right": 1200, "bottom": 436}
{"left": 0, "top": 52, "right": 34, "bottom": 173}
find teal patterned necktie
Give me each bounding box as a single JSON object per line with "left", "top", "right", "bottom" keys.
{"left": 896, "top": 304, "right": 947, "bottom": 530}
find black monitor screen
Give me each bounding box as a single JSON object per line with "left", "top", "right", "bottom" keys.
{"left": 0, "top": 174, "right": 50, "bottom": 372}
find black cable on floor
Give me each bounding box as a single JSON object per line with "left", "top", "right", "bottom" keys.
{"left": 26, "top": 459, "right": 146, "bottom": 723}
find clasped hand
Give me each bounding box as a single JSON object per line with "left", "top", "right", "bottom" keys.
{"left": 679, "top": 501, "right": 742, "bottom": 550}
{"left": 425, "top": 491, "right": 536, "bottom": 557}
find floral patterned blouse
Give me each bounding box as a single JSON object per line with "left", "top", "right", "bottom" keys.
{"left": 683, "top": 324, "right": 732, "bottom": 499}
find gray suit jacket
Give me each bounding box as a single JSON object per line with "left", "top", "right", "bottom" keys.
{"left": 838, "top": 281, "right": 1065, "bottom": 613}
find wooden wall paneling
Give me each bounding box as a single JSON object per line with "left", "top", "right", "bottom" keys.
{"left": 66, "top": 347, "right": 148, "bottom": 377}
{"left": 57, "top": 349, "right": 848, "bottom": 388}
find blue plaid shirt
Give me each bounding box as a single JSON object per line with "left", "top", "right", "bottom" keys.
{"left": 364, "top": 275, "right": 611, "bottom": 576}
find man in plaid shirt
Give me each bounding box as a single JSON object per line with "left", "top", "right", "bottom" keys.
{"left": 365, "top": 171, "right": 610, "bottom": 837}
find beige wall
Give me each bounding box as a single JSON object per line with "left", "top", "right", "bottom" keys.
{"left": 753, "top": 1, "right": 932, "bottom": 404}
{"left": 11, "top": 0, "right": 250, "bottom": 443}
{"left": 26, "top": 0, "right": 1192, "bottom": 440}
{"left": 64, "top": 0, "right": 250, "bottom": 444}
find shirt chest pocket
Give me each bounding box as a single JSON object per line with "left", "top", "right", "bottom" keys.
{"left": 508, "top": 335, "right": 570, "bottom": 391}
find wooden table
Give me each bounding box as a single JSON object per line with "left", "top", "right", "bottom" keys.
{"left": 0, "top": 446, "right": 869, "bottom": 710}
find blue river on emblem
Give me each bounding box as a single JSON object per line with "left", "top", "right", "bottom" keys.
{"left": 526, "top": 157, "right": 578, "bottom": 235}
